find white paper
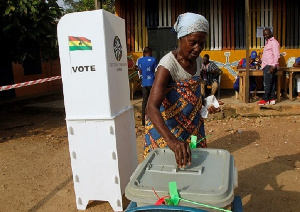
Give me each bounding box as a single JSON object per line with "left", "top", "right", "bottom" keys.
{"left": 201, "top": 95, "right": 220, "bottom": 118}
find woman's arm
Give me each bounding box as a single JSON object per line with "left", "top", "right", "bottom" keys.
{"left": 147, "top": 66, "right": 191, "bottom": 168}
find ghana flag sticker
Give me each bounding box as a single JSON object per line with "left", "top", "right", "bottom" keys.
{"left": 69, "top": 36, "right": 92, "bottom": 51}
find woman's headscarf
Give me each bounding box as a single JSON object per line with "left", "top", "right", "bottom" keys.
{"left": 174, "top": 12, "right": 209, "bottom": 39}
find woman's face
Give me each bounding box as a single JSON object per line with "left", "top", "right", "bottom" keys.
{"left": 180, "top": 32, "right": 207, "bottom": 60}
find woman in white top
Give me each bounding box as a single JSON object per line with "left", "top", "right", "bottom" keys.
{"left": 144, "top": 13, "right": 220, "bottom": 168}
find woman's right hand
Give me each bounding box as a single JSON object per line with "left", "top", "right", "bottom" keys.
{"left": 167, "top": 138, "right": 191, "bottom": 168}
{"left": 147, "top": 66, "right": 192, "bottom": 168}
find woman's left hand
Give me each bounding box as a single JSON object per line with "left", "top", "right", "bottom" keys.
{"left": 207, "top": 105, "right": 221, "bottom": 114}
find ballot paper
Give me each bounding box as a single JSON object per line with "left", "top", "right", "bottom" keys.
{"left": 201, "top": 95, "right": 220, "bottom": 118}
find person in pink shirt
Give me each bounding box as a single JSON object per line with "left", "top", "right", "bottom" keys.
{"left": 257, "top": 28, "right": 280, "bottom": 106}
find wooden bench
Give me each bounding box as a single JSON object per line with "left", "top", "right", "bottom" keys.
{"left": 237, "top": 69, "right": 283, "bottom": 102}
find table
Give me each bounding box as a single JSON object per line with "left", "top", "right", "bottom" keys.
{"left": 278, "top": 67, "right": 300, "bottom": 100}
{"left": 237, "top": 69, "right": 283, "bottom": 102}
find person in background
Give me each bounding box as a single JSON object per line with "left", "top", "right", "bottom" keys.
{"left": 293, "top": 57, "right": 300, "bottom": 100}
{"left": 234, "top": 51, "right": 258, "bottom": 98}
{"left": 136, "top": 47, "right": 157, "bottom": 126}
{"left": 237, "top": 50, "right": 260, "bottom": 70}
{"left": 200, "top": 54, "right": 220, "bottom": 97}
{"left": 144, "top": 13, "right": 220, "bottom": 168}
{"left": 257, "top": 28, "right": 280, "bottom": 106}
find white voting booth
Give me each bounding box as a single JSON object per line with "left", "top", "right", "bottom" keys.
{"left": 57, "top": 10, "right": 138, "bottom": 211}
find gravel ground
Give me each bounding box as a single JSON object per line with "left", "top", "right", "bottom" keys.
{"left": 0, "top": 92, "right": 299, "bottom": 212}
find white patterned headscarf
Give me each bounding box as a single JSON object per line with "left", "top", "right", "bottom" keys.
{"left": 174, "top": 12, "right": 209, "bottom": 39}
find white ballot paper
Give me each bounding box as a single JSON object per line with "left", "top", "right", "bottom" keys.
{"left": 201, "top": 95, "right": 220, "bottom": 118}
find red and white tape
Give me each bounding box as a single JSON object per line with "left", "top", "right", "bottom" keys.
{"left": 0, "top": 76, "right": 62, "bottom": 92}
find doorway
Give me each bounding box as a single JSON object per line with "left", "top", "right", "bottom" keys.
{"left": 147, "top": 28, "right": 177, "bottom": 62}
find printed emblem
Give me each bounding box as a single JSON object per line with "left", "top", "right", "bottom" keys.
{"left": 113, "top": 36, "right": 122, "bottom": 61}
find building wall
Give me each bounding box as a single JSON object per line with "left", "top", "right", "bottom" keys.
{"left": 12, "top": 59, "right": 62, "bottom": 97}
{"left": 118, "top": 0, "right": 300, "bottom": 89}
{"left": 7, "top": 0, "right": 299, "bottom": 98}
{"left": 128, "top": 48, "right": 300, "bottom": 89}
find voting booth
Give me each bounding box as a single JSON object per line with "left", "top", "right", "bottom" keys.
{"left": 57, "top": 10, "right": 138, "bottom": 211}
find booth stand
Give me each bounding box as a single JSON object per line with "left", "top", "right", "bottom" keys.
{"left": 57, "top": 10, "right": 138, "bottom": 211}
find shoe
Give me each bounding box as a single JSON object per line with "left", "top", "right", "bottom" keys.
{"left": 269, "top": 99, "right": 276, "bottom": 105}
{"left": 257, "top": 100, "right": 269, "bottom": 105}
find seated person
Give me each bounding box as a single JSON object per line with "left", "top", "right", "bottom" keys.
{"left": 293, "top": 57, "right": 300, "bottom": 100}
{"left": 234, "top": 51, "right": 259, "bottom": 95}
{"left": 200, "top": 54, "right": 221, "bottom": 97}
{"left": 237, "top": 50, "right": 260, "bottom": 70}
{"left": 233, "top": 76, "right": 257, "bottom": 94}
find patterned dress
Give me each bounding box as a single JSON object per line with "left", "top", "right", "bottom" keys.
{"left": 143, "top": 52, "right": 206, "bottom": 158}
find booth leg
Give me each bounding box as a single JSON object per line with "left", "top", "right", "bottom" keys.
{"left": 76, "top": 196, "right": 89, "bottom": 210}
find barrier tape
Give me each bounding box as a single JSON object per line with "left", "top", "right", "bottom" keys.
{"left": 1, "top": 72, "right": 138, "bottom": 92}
{"left": 0, "top": 76, "right": 62, "bottom": 92}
